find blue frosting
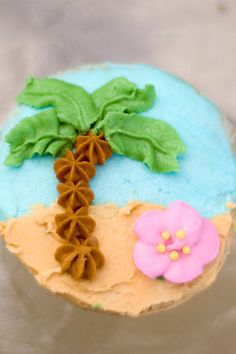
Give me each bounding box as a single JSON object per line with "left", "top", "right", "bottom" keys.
{"left": 0, "top": 63, "right": 236, "bottom": 220}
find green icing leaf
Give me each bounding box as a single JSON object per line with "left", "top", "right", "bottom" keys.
{"left": 16, "top": 76, "right": 98, "bottom": 132}
{"left": 123, "top": 84, "right": 156, "bottom": 113}
{"left": 92, "top": 77, "right": 156, "bottom": 117}
{"left": 98, "top": 112, "right": 186, "bottom": 173}
{"left": 4, "top": 109, "right": 76, "bottom": 166}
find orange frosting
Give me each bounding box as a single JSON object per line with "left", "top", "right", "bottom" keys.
{"left": 55, "top": 207, "right": 96, "bottom": 241}
{"left": 57, "top": 181, "right": 94, "bottom": 210}
{"left": 54, "top": 150, "right": 96, "bottom": 183}
{"left": 55, "top": 237, "right": 105, "bottom": 280}
{"left": 75, "top": 131, "right": 112, "bottom": 165}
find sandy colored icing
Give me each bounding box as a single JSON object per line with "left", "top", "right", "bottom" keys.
{"left": 0, "top": 202, "right": 234, "bottom": 316}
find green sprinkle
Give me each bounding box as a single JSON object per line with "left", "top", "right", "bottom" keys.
{"left": 91, "top": 303, "right": 103, "bottom": 310}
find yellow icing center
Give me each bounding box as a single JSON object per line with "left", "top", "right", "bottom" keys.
{"left": 176, "top": 229, "right": 186, "bottom": 239}
{"left": 169, "top": 251, "right": 179, "bottom": 261}
{"left": 182, "top": 246, "right": 191, "bottom": 255}
{"left": 156, "top": 243, "right": 166, "bottom": 253}
{"left": 161, "top": 231, "right": 170, "bottom": 240}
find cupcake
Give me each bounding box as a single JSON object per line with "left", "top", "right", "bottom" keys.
{"left": 0, "top": 64, "right": 235, "bottom": 316}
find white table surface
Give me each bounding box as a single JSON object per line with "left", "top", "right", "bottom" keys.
{"left": 0, "top": 1, "right": 236, "bottom": 353}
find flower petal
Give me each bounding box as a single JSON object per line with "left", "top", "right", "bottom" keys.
{"left": 133, "top": 241, "right": 170, "bottom": 279}
{"left": 134, "top": 210, "right": 166, "bottom": 244}
{"left": 165, "top": 201, "right": 203, "bottom": 245}
{"left": 191, "top": 219, "right": 220, "bottom": 265}
{"left": 164, "top": 253, "right": 203, "bottom": 284}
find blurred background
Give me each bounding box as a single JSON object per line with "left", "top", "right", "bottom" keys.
{"left": 0, "top": 0, "right": 235, "bottom": 353}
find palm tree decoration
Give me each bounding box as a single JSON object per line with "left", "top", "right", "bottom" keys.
{"left": 4, "top": 75, "right": 186, "bottom": 280}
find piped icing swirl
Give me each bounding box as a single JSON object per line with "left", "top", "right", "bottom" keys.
{"left": 57, "top": 180, "right": 94, "bottom": 210}
{"left": 55, "top": 237, "right": 105, "bottom": 280}
{"left": 75, "top": 131, "right": 112, "bottom": 165}
{"left": 55, "top": 207, "right": 96, "bottom": 241}
{"left": 54, "top": 150, "right": 96, "bottom": 183}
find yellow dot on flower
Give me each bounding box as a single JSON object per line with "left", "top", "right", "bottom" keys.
{"left": 156, "top": 243, "right": 166, "bottom": 253}
{"left": 182, "top": 246, "right": 191, "bottom": 255}
{"left": 169, "top": 251, "right": 179, "bottom": 261}
{"left": 176, "top": 229, "right": 186, "bottom": 239}
{"left": 161, "top": 231, "right": 170, "bottom": 240}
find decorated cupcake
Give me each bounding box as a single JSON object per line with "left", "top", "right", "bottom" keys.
{"left": 0, "top": 64, "right": 235, "bottom": 316}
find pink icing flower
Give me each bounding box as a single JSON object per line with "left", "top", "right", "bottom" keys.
{"left": 133, "top": 201, "right": 220, "bottom": 284}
